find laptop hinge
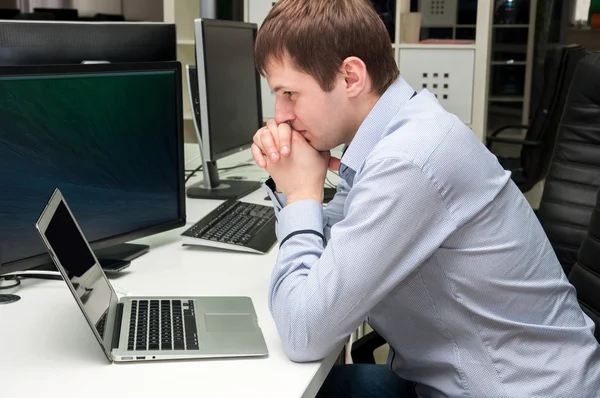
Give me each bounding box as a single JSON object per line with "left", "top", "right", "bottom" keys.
{"left": 111, "top": 303, "right": 125, "bottom": 350}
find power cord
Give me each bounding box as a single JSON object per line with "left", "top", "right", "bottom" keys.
{"left": 0, "top": 275, "right": 21, "bottom": 290}
{"left": 185, "top": 165, "right": 202, "bottom": 184}
{"left": 0, "top": 271, "right": 64, "bottom": 299}
{"left": 185, "top": 163, "right": 255, "bottom": 185}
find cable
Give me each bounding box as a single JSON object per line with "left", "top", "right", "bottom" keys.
{"left": 0, "top": 275, "right": 20, "bottom": 291}
{"left": 219, "top": 163, "right": 253, "bottom": 172}
{"left": 5, "top": 270, "right": 63, "bottom": 281}
{"left": 0, "top": 271, "right": 62, "bottom": 293}
{"left": 185, "top": 164, "right": 202, "bottom": 184}
{"left": 185, "top": 163, "right": 254, "bottom": 185}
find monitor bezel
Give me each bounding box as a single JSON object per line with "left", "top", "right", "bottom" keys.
{"left": 0, "top": 61, "right": 186, "bottom": 276}
{"left": 0, "top": 20, "right": 177, "bottom": 66}
{"left": 194, "top": 18, "right": 263, "bottom": 162}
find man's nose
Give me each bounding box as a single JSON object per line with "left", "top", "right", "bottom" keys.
{"left": 274, "top": 99, "right": 295, "bottom": 125}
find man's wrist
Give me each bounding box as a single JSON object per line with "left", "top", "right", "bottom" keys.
{"left": 286, "top": 192, "right": 323, "bottom": 205}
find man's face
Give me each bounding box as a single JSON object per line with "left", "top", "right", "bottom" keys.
{"left": 265, "top": 58, "right": 352, "bottom": 151}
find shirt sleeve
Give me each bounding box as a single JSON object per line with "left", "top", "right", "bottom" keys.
{"left": 268, "top": 158, "right": 459, "bottom": 362}
{"left": 263, "top": 177, "right": 350, "bottom": 244}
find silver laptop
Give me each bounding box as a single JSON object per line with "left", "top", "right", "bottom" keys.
{"left": 35, "top": 188, "right": 268, "bottom": 362}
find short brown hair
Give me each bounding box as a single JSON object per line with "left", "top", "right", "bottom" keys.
{"left": 255, "top": 0, "right": 399, "bottom": 95}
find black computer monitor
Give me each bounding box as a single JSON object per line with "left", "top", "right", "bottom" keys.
{"left": 92, "top": 13, "right": 126, "bottom": 21}
{"left": 0, "top": 8, "right": 20, "bottom": 19}
{"left": 0, "top": 61, "right": 185, "bottom": 277}
{"left": 0, "top": 21, "right": 176, "bottom": 65}
{"left": 33, "top": 7, "right": 78, "bottom": 20}
{"left": 186, "top": 18, "right": 263, "bottom": 200}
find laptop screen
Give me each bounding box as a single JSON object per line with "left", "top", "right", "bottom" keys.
{"left": 43, "top": 198, "right": 117, "bottom": 354}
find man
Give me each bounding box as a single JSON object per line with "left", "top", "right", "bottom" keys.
{"left": 251, "top": 0, "right": 600, "bottom": 397}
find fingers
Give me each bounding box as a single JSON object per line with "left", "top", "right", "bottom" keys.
{"left": 252, "top": 126, "right": 273, "bottom": 167}
{"left": 261, "top": 120, "right": 281, "bottom": 162}
{"left": 253, "top": 120, "right": 293, "bottom": 166}
{"left": 328, "top": 156, "right": 341, "bottom": 172}
{"left": 251, "top": 143, "right": 267, "bottom": 168}
{"left": 277, "top": 122, "right": 292, "bottom": 156}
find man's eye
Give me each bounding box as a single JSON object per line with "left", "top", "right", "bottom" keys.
{"left": 283, "top": 91, "right": 294, "bottom": 98}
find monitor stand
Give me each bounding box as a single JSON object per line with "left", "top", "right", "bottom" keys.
{"left": 0, "top": 276, "right": 21, "bottom": 305}
{"left": 37, "top": 242, "right": 149, "bottom": 274}
{"left": 186, "top": 160, "right": 260, "bottom": 200}
{"left": 94, "top": 243, "right": 149, "bottom": 272}
{"left": 0, "top": 294, "right": 20, "bottom": 304}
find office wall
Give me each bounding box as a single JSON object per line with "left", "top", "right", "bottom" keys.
{"left": 122, "top": 0, "right": 162, "bottom": 21}
{"left": 0, "top": 0, "right": 17, "bottom": 8}
{"left": 72, "top": 0, "right": 120, "bottom": 16}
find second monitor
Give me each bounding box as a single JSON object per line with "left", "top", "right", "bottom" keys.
{"left": 187, "top": 19, "right": 263, "bottom": 200}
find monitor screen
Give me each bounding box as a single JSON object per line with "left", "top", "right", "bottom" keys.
{"left": 0, "top": 63, "right": 184, "bottom": 275}
{"left": 198, "top": 19, "right": 262, "bottom": 160}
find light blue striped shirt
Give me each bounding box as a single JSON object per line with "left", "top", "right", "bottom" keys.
{"left": 265, "top": 77, "right": 600, "bottom": 397}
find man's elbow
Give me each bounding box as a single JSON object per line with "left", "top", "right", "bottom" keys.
{"left": 284, "top": 344, "right": 330, "bottom": 363}
{"left": 281, "top": 334, "right": 337, "bottom": 363}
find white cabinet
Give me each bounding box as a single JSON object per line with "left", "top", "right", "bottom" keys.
{"left": 399, "top": 47, "right": 475, "bottom": 124}
{"left": 246, "top": 0, "right": 277, "bottom": 25}
{"left": 421, "top": 0, "right": 458, "bottom": 27}
{"left": 396, "top": 0, "right": 492, "bottom": 140}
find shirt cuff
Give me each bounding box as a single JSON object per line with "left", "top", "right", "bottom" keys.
{"left": 278, "top": 199, "right": 324, "bottom": 244}
{"left": 263, "top": 177, "right": 286, "bottom": 213}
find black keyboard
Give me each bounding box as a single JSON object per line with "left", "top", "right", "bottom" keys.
{"left": 181, "top": 199, "right": 277, "bottom": 254}
{"left": 127, "top": 299, "right": 198, "bottom": 351}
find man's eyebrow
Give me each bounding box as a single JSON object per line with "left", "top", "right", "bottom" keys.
{"left": 272, "top": 86, "right": 291, "bottom": 93}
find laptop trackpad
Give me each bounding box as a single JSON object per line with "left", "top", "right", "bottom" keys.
{"left": 204, "top": 313, "right": 256, "bottom": 332}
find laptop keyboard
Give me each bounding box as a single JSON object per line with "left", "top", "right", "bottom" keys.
{"left": 127, "top": 299, "right": 198, "bottom": 351}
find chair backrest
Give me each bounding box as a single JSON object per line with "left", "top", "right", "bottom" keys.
{"left": 525, "top": 45, "right": 569, "bottom": 141}
{"left": 537, "top": 51, "right": 600, "bottom": 275}
{"left": 519, "top": 44, "right": 587, "bottom": 192}
{"left": 568, "top": 185, "right": 600, "bottom": 341}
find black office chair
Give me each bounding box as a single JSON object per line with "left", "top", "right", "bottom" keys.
{"left": 536, "top": 51, "right": 600, "bottom": 276}
{"left": 486, "top": 44, "right": 586, "bottom": 193}
{"left": 568, "top": 185, "right": 600, "bottom": 342}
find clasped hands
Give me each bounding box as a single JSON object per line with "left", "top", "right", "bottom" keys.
{"left": 251, "top": 120, "right": 340, "bottom": 205}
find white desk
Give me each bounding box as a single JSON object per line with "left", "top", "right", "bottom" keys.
{"left": 0, "top": 146, "right": 340, "bottom": 398}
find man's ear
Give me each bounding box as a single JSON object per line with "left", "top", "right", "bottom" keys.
{"left": 340, "top": 56, "right": 368, "bottom": 98}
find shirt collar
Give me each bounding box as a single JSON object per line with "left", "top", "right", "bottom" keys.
{"left": 340, "top": 77, "right": 416, "bottom": 174}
